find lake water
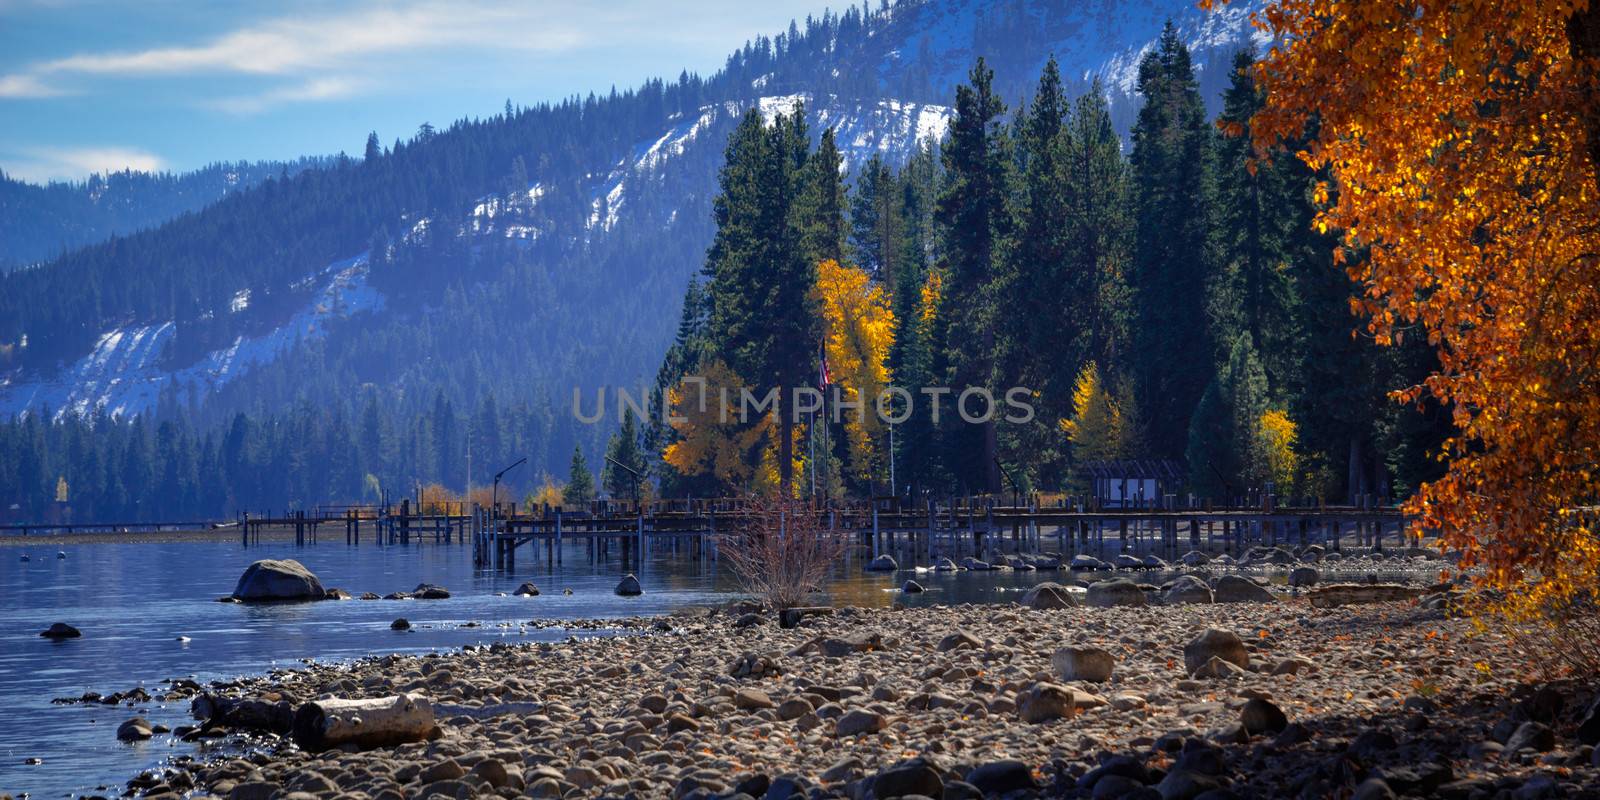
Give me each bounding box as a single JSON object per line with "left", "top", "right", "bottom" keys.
{"left": 0, "top": 535, "right": 1076, "bottom": 797}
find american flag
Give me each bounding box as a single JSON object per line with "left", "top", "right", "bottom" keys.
{"left": 819, "top": 347, "right": 832, "bottom": 387}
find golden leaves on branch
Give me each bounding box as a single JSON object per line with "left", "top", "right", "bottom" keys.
{"left": 1232, "top": 0, "right": 1600, "bottom": 615}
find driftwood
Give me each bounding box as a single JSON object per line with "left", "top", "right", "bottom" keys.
{"left": 1309, "top": 583, "right": 1427, "bottom": 608}
{"left": 291, "top": 693, "right": 437, "bottom": 750}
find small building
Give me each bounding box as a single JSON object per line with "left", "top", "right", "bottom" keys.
{"left": 1077, "top": 460, "right": 1185, "bottom": 509}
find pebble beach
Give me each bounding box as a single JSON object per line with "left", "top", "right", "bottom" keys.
{"left": 81, "top": 589, "right": 1600, "bottom": 800}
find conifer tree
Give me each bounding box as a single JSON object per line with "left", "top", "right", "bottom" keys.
{"left": 934, "top": 58, "right": 1008, "bottom": 493}
{"left": 604, "top": 411, "right": 647, "bottom": 500}
{"left": 566, "top": 445, "right": 596, "bottom": 505}
{"left": 1130, "top": 23, "right": 1221, "bottom": 458}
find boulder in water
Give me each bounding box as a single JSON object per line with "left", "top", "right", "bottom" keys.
{"left": 1069, "top": 554, "right": 1106, "bottom": 571}
{"left": 412, "top": 583, "right": 450, "bottom": 599}
{"left": 390, "top": 618, "right": 411, "bottom": 631}
{"left": 901, "top": 580, "right": 925, "bottom": 594}
{"left": 933, "top": 557, "right": 960, "bottom": 572}
{"left": 1288, "top": 567, "right": 1319, "bottom": 588}
{"left": 615, "top": 574, "right": 643, "bottom": 595}
{"left": 232, "top": 559, "right": 325, "bottom": 602}
{"left": 865, "top": 554, "right": 898, "bottom": 572}
{"left": 324, "top": 588, "right": 353, "bottom": 600}
{"left": 513, "top": 582, "right": 540, "bottom": 596}
{"left": 116, "top": 717, "right": 154, "bottom": 741}
{"left": 40, "top": 622, "right": 81, "bottom": 639}
{"left": 1180, "top": 550, "right": 1211, "bottom": 567}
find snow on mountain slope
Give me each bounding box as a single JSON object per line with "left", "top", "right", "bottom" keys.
{"left": 0, "top": 254, "right": 381, "bottom": 420}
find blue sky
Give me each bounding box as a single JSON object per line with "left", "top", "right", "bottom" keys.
{"left": 0, "top": 0, "right": 829, "bottom": 184}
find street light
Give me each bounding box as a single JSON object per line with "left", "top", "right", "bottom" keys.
{"left": 491, "top": 457, "right": 527, "bottom": 535}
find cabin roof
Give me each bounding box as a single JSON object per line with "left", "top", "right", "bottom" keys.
{"left": 1076, "top": 459, "right": 1185, "bottom": 481}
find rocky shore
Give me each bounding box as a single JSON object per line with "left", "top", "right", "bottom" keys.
{"left": 83, "top": 595, "right": 1600, "bottom": 800}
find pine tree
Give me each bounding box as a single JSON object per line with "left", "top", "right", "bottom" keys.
{"left": 1185, "top": 333, "right": 1270, "bottom": 499}
{"left": 604, "top": 411, "right": 647, "bottom": 500}
{"left": 1130, "top": 23, "right": 1221, "bottom": 458}
{"left": 849, "top": 153, "right": 903, "bottom": 288}
{"left": 934, "top": 58, "right": 1008, "bottom": 493}
{"left": 364, "top": 132, "right": 381, "bottom": 163}
{"left": 566, "top": 445, "right": 596, "bottom": 505}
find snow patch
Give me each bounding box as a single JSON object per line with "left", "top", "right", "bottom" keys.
{"left": 0, "top": 253, "right": 382, "bottom": 421}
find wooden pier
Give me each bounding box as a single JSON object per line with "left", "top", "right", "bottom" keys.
{"left": 15, "top": 495, "right": 1421, "bottom": 573}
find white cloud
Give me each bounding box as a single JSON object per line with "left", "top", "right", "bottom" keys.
{"left": 4, "top": 146, "right": 165, "bottom": 183}
{"left": 209, "top": 76, "right": 363, "bottom": 114}
{"left": 0, "top": 73, "right": 67, "bottom": 98}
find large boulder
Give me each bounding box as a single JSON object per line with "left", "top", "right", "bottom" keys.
{"left": 1213, "top": 574, "right": 1276, "bottom": 603}
{"left": 1086, "top": 578, "right": 1147, "bottom": 607}
{"left": 232, "top": 559, "right": 325, "bottom": 602}
{"left": 1288, "top": 566, "right": 1319, "bottom": 588}
{"left": 1163, "top": 575, "right": 1215, "bottom": 604}
{"left": 1052, "top": 646, "right": 1116, "bottom": 683}
{"left": 865, "top": 554, "right": 898, "bottom": 572}
{"left": 614, "top": 574, "right": 643, "bottom": 596}
{"left": 1184, "top": 628, "right": 1250, "bottom": 676}
{"left": 1113, "top": 553, "right": 1145, "bottom": 570}
{"left": 1180, "top": 550, "right": 1211, "bottom": 567}
{"left": 933, "top": 557, "right": 960, "bottom": 572}
{"left": 512, "top": 582, "right": 540, "bottom": 596}
{"left": 1020, "top": 582, "right": 1079, "bottom": 609}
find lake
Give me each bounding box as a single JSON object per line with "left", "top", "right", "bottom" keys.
{"left": 0, "top": 535, "right": 1074, "bottom": 797}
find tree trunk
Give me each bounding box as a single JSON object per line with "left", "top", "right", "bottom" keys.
{"left": 1571, "top": 4, "right": 1600, "bottom": 193}
{"left": 291, "top": 693, "right": 437, "bottom": 751}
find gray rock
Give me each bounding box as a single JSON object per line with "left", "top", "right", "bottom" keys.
{"left": 1052, "top": 646, "right": 1116, "bottom": 683}
{"left": 965, "top": 761, "right": 1036, "bottom": 795}
{"left": 1087, "top": 578, "right": 1147, "bottom": 607}
{"left": 1212, "top": 574, "right": 1275, "bottom": 603}
{"left": 866, "top": 554, "right": 898, "bottom": 572}
{"left": 1156, "top": 769, "right": 1222, "bottom": 800}
{"left": 902, "top": 579, "right": 925, "bottom": 594}
{"left": 116, "top": 717, "right": 154, "bottom": 741}
{"left": 231, "top": 559, "right": 324, "bottom": 602}
{"left": 1069, "top": 554, "right": 1106, "bottom": 570}
{"left": 1163, "top": 575, "right": 1214, "bottom": 604}
{"left": 40, "top": 622, "right": 81, "bottom": 639}
{"left": 937, "top": 630, "right": 983, "bottom": 652}
{"left": 834, "top": 709, "right": 887, "bottom": 737}
{"left": 412, "top": 583, "right": 450, "bottom": 599}
{"left": 1288, "top": 567, "right": 1319, "bottom": 588}
{"left": 1017, "top": 683, "right": 1077, "bottom": 724}
{"left": 933, "top": 557, "right": 960, "bottom": 571}
{"left": 615, "top": 574, "right": 643, "bottom": 595}
{"left": 1180, "top": 551, "right": 1211, "bottom": 566}
{"left": 1504, "top": 721, "right": 1556, "bottom": 753}
{"left": 1241, "top": 698, "right": 1288, "bottom": 734}
{"left": 1021, "top": 582, "right": 1079, "bottom": 609}
{"left": 390, "top": 618, "right": 410, "bottom": 630}
{"left": 1143, "top": 554, "right": 1171, "bottom": 570}
{"left": 1115, "top": 553, "right": 1146, "bottom": 569}
{"left": 512, "top": 582, "right": 540, "bottom": 596}
{"left": 872, "top": 760, "right": 943, "bottom": 799}
{"left": 1184, "top": 628, "right": 1249, "bottom": 676}
{"left": 1309, "top": 583, "right": 1425, "bottom": 607}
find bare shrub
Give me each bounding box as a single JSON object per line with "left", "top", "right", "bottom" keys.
{"left": 719, "top": 494, "right": 847, "bottom": 611}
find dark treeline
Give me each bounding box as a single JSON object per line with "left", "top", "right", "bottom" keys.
{"left": 654, "top": 26, "right": 1450, "bottom": 505}
{"left": 0, "top": 159, "right": 330, "bottom": 272}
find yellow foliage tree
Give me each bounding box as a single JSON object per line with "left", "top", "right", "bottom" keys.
{"left": 1228, "top": 0, "right": 1600, "bottom": 625}
{"left": 526, "top": 476, "right": 563, "bottom": 510}
{"left": 816, "top": 259, "right": 896, "bottom": 485}
{"left": 1257, "top": 408, "right": 1298, "bottom": 494}
{"left": 1061, "top": 361, "right": 1125, "bottom": 464}
{"left": 663, "top": 360, "right": 791, "bottom": 495}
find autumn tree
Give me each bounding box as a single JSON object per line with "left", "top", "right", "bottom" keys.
{"left": 1235, "top": 0, "right": 1600, "bottom": 628}
{"left": 816, "top": 259, "right": 895, "bottom": 488}
{"left": 1061, "top": 361, "right": 1128, "bottom": 466}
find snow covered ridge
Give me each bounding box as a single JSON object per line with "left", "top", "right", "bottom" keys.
{"left": 0, "top": 253, "right": 382, "bottom": 421}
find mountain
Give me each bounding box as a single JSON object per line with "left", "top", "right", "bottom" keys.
{"left": 0, "top": 158, "right": 329, "bottom": 272}
{"left": 0, "top": 0, "right": 1265, "bottom": 505}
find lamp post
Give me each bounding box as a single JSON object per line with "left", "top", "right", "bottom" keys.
{"left": 605, "top": 454, "right": 644, "bottom": 572}
{"left": 491, "top": 456, "right": 527, "bottom": 539}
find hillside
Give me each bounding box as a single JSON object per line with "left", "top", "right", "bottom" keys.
{"left": 0, "top": 0, "right": 1267, "bottom": 517}
{"left": 0, "top": 158, "right": 328, "bottom": 271}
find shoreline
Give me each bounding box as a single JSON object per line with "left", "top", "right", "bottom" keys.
{"left": 87, "top": 597, "right": 1600, "bottom": 800}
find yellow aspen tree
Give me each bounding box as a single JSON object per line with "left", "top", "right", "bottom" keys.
{"left": 816, "top": 259, "right": 896, "bottom": 485}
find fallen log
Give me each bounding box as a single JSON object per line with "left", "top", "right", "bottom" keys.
{"left": 291, "top": 693, "right": 437, "bottom": 751}
{"left": 1308, "top": 583, "right": 1426, "bottom": 608}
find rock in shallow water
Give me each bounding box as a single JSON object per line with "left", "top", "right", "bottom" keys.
{"left": 231, "top": 559, "right": 325, "bottom": 602}
{"left": 1021, "top": 582, "right": 1078, "bottom": 609}
{"left": 865, "top": 554, "right": 898, "bottom": 572}
{"left": 39, "top": 622, "right": 81, "bottom": 639}
{"left": 1087, "top": 578, "right": 1147, "bottom": 607}
{"left": 614, "top": 574, "right": 643, "bottom": 595}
